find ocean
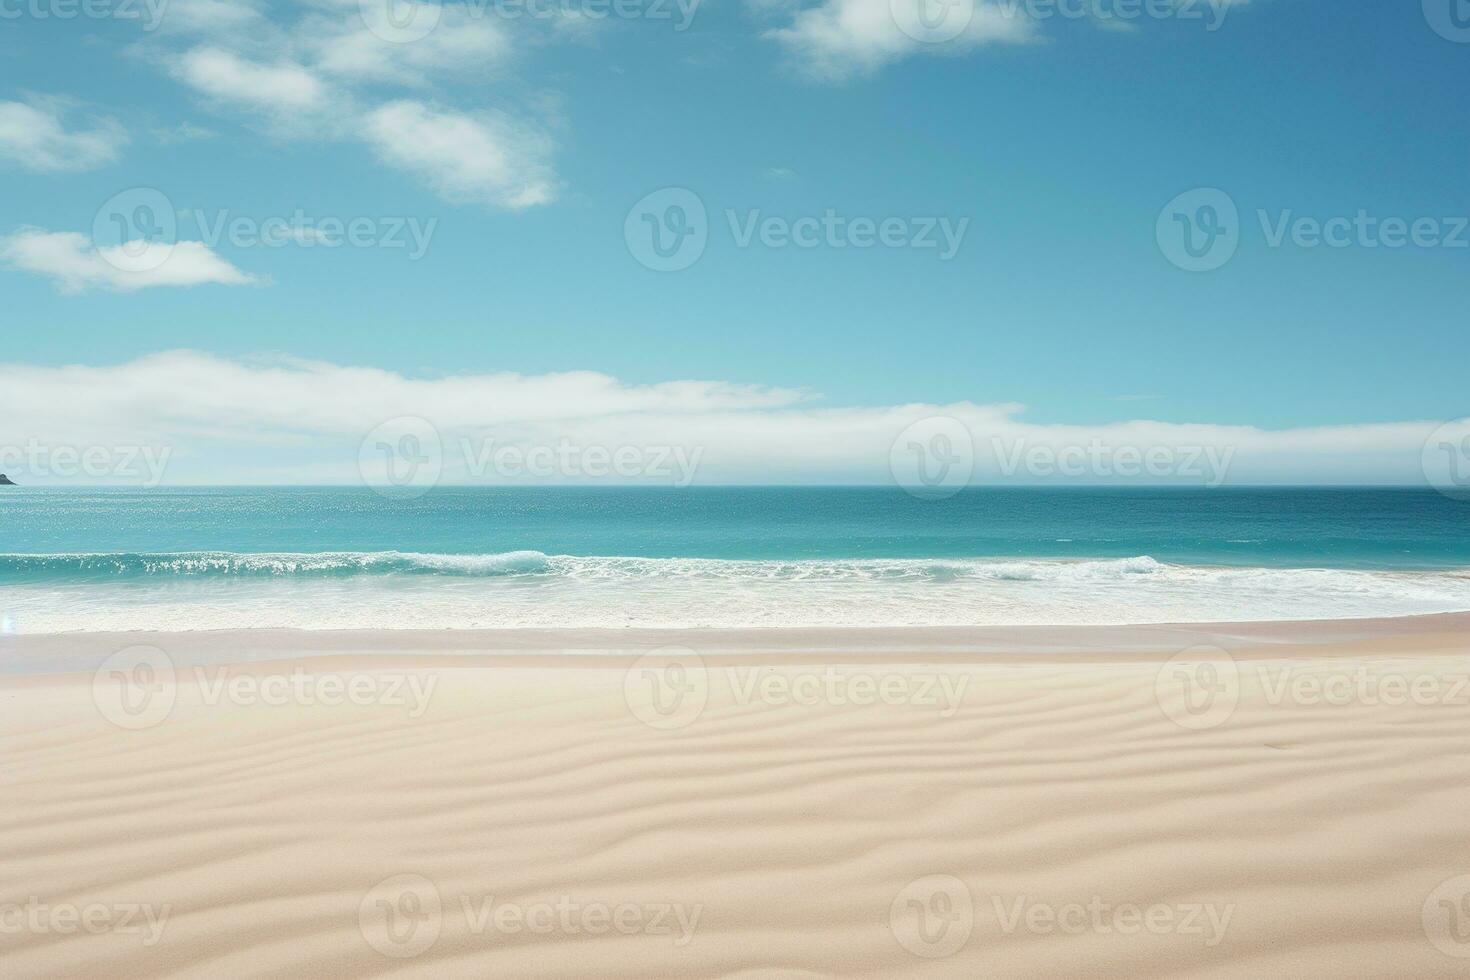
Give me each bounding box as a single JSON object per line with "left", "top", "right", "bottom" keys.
{"left": 2, "top": 487, "right": 1469, "bottom": 631}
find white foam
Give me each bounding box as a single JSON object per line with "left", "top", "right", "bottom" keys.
{"left": 5, "top": 556, "right": 1470, "bottom": 632}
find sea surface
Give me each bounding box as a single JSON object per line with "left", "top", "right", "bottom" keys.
{"left": 2, "top": 487, "right": 1469, "bottom": 632}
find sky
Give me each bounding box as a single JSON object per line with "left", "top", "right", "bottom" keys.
{"left": 0, "top": 0, "right": 1468, "bottom": 485}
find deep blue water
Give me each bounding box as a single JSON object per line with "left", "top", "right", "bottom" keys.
{"left": 2, "top": 486, "right": 1468, "bottom": 573}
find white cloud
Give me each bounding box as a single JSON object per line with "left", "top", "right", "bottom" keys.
{"left": 152, "top": 121, "right": 217, "bottom": 144}
{"left": 0, "top": 351, "right": 1456, "bottom": 487}
{"left": 173, "top": 46, "right": 332, "bottom": 114}
{"left": 362, "top": 100, "right": 556, "bottom": 208}
{"left": 765, "top": 0, "right": 1035, "bottom": 80}
{"left": 0, "top": 98, "right": 128, "bottom": 173}
{"left": 0, "top": 231, "right": 258, "bottom": 294}
{"left": 141, "top": 4, "right": 560, "bottom": 208}
{"left": 303, "top": 9, "right": 513, "bottom": 86}
{"left": 153, "top": 0, "right": 268, "bottom": 36}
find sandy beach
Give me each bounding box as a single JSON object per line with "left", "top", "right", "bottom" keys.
{"left": 3, "top": 615, "right": 1470, "bottom": 977}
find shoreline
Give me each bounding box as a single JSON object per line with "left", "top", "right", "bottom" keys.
{"left": 7, "top": 611, "right": 1469, "bottom": 674}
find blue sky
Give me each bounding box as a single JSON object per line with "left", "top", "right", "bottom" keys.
{"left": 0, "top": 0, "right": 1467, "bottom": 486}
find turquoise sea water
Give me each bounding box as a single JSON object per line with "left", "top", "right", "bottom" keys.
{"left": 2, "top": 487, "right": 1469, "bottom": 630}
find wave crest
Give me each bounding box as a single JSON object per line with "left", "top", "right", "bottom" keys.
{"left": 0, "top": 550, "right": 553, "bottom": 580}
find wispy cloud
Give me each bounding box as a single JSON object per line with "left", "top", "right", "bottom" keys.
{"left": 362, "top": 101, "right": 556, "bottom": 210}
{"left": 763, "top": 0, "right": 1036, "bottom": 81}
{"left": 151, "top": 121, "right": 217, "bottom": 144}
{"left": 0, "top": 96, "right": 128, "bottom": 173}
{"left": 760, "top": 0, "right": 1259, "bottom": 80}
{"left": 0, "top": 231, "right": 258, "bottom": 294}
{"left": 0, "top": 351, "right": 1454, "bottom": 486}
{"left": 171, "top": 46, "right": 332, "bottom": 115}
{"left": 141, "top": 0, "right": 560, "bottom": 207}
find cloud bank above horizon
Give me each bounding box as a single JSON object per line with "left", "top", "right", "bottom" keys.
{"left": 0, "top": 351, "right": 1461, "bottom": 488}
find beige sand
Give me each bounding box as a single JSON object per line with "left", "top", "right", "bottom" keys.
{"left": 3, "top": 617, "right": 1470, "bottom": 977}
